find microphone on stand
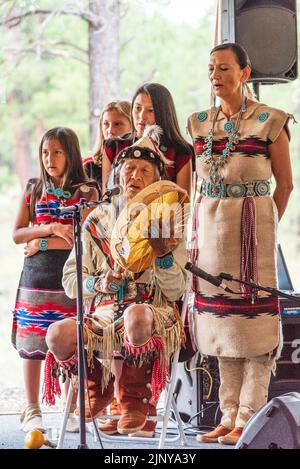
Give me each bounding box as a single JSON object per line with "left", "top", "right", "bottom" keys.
{"left": 55, "top": 185, "right": 124, "bottom": 214}
{"left": 102, "top": 184, "right": 123, "bottom": 199}
{"left": 185, "top": 262, "right": 235, "bottom": 294}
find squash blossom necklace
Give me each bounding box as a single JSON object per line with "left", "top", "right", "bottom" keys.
{"left": 202, "top": 98, "right": 247, "bottom": 196}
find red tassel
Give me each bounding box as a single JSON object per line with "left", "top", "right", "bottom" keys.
{"left": 240, "top": 197, "right": 258, "bottom": 299}
{"left": 150, "top": 337, "right": 169, "bottom": 404}
{"left": 42, "top": 352, "right": 61, "bottom": 406}
{"left": 123, "top": 335, "right": 169, "bottom": 404}
{"left": 189, "top": 195, "right": 202, "bottom": 292}
{"left": 123, "top": 335, "right": 153, "bottom": 356}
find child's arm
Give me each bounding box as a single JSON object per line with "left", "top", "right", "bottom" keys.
{"left": 24, "top": 236, "right": 73, "bottom": 257}
{"left": 12, "top": 196, "right": 55, "bottom": 244}
{"left": 13, "top": 193, "right": 73, "bottom": 246}
{"left": 13, "top": 186, "right": 98, "bottom": 252}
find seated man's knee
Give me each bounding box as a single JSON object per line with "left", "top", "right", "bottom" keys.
{"left": 46, "top": 319, "right": 74, "bottom": 352}
{"left": 124, "top": 304, "right": 153, "bottom": 344}
{"left": 124, "top": 304, "right": 152, "bottom": 328}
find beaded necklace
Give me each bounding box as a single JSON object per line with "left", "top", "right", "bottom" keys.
{"left": 46, "top": 180, "right": 72, "bottom": 201}
{"left": 44, "top": 180, "right": 72, "bottom": 222}
{"left": 202, "top": 99, "right": 246, "bottom": 190}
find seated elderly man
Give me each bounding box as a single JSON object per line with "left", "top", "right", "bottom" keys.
{"left": 44, "top": 127, "right": 189, "bottom": 437}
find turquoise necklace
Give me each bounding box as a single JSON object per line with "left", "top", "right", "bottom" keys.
{"left": 46, "top": 180, "right": 71, "bottom": 200}
{"left": 202, "top": 100, "right": 246, "bottom": 190}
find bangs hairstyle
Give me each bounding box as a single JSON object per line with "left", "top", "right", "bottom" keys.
{"left": 131, "top": 83, "right": 192, "bottom": 155}
{"left": 29, "top": 127, "right": 87, "bottom": 221}
{"left": 92, "top": 100, "right": 132, "bottom": 165}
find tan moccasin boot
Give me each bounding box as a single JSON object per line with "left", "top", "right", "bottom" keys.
{"left": 74, "top": 356, "right": 114, "bottom": 422}
{"left": 129, "top": 403, "right": 157, "bottom": 438}
{"left": 98, "top": 398, "right": 120, "bottom": 435}
{"left": 117, "top": 362, "right": 152, "bottom": 435}
{"left": 197, "top": 424, "right": 232, "bottom": 443}
{"left": 218, "top": 427, "right": 243, "bottom": 445}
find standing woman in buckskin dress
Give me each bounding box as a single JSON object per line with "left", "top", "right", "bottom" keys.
{"left": 188, "top": 43, "right": 293, "bottom": 445}
{"left": 12, "top": 127, "right": 98, "bottom": 433}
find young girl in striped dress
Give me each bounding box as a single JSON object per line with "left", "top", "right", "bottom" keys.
{"left": 12, "top": 127, "right": 98, "bottom": 433}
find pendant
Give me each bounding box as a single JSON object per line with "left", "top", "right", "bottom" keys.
{"left": 202, "top": 104, "right": 244, "bottom": 195}
{"left": 46, "top": 181, "right": 71, "bottom": 199}
{"left": 224, "top": 121, "right": 234, "bottom": 133}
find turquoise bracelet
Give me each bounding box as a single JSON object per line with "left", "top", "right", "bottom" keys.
{"left": 86, "top": 276, "right": 97, "bottom": 293}
{"left": 39, "top": 238, "right": 48, "bottom": 251}
{"left": 155, "top": 253, "right": 174, "bottom": 269}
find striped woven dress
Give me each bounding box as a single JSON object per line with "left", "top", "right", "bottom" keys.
{"left": 12, "top": 179, "right": 96, "bottom": 359}
{"left": 188, "top": 102, "right": 291, "bottom": 358}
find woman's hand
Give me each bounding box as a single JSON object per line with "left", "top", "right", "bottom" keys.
{"left": 51, "top": 222, "right": 73, "bottom": 246}
{"left": 24, "top": 239, "right": 40, "bottom": 257}
{"left": 95, "top": 269, "right": 123, "bottom": 294}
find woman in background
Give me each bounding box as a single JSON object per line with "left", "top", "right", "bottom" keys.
{"left": 83, "top": 100, "right": 132, "bottom": 192}
{"left": 102, "top": 82, "right": 193, "bottom": 196}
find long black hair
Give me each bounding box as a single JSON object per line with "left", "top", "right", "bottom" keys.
{"left": 131, "top": 82, "right": 192, "bottom": 155}
{"left": 29, "top": 127, "right": 88, "bottom": 220}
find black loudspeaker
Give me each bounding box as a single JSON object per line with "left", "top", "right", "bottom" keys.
{"left": 236, "top": 392, "right": 300, "bottom": 449}
{"left": 269, "top": 298, "right": 300, "bottom": 399}
{"left": 235, "top": 0, "right": 298, "bottom": 83}
{"left": 174, "top": 354, "right": 221, "bottom": 428}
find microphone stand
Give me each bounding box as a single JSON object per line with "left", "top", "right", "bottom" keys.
{"left": 73, "top": 205, "right": 87, "bottom": 449}
{"left": 218, "top": 272, "right": 300, "bottom": 305}
{"left": 56, "top": 198, "right": 109, "bottom": 449}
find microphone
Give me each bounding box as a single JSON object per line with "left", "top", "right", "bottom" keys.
{"left": 185, "top": 262, "right": 234, "bottom": 293}
{"left": 102, "top": 184, "right": 123, "bottom": 199}
{"left": 55, "top": 185, "right": 123, "bottom": 214}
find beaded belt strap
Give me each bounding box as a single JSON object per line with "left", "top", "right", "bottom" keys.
{"left": 201, "top": 180, "right": 271, "bottom": 199}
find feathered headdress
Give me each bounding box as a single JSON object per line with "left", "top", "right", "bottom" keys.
{"left": 115, "top": 124, "right": 173, "bottom": 175}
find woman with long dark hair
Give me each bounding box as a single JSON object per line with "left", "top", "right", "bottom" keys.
{"left": 102, "top": 82, "right": 193, "bottom": 195}
{"left": 188, "top": 43, "right": 293, "bottom": 445}
{"left": 83, "top": 100, "right": 132, "bottom": 191}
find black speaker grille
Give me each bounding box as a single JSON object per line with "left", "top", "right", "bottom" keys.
{"left": 236, "top": 0, "right": 296, "bottom": 11}
{"left": 236, "top": 6, "right": 297, "bottom": 77}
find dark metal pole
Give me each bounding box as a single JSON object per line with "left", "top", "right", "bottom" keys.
{"left": 73, "top": 209, "right": 89, "bottom": 449}
{"left": 56, "top": 197, "right": 111, "bottom": 449}
{"left": 218, "top": 272, "right": 300, "bottom": 304}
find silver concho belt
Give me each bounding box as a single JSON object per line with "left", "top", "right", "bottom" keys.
{"left": 201, "top": 180, "right": 271, "bottom": 199}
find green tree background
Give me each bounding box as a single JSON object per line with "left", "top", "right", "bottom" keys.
{"left": 0, "top": 0, "right": 299, "bottom": 388}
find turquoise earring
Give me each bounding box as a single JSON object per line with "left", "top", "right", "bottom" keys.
{"left": 241, "top": 82, "right": 247, "bottom": 112}
{"left": 210, "top": 86, "right": 216, "bottom": 109}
